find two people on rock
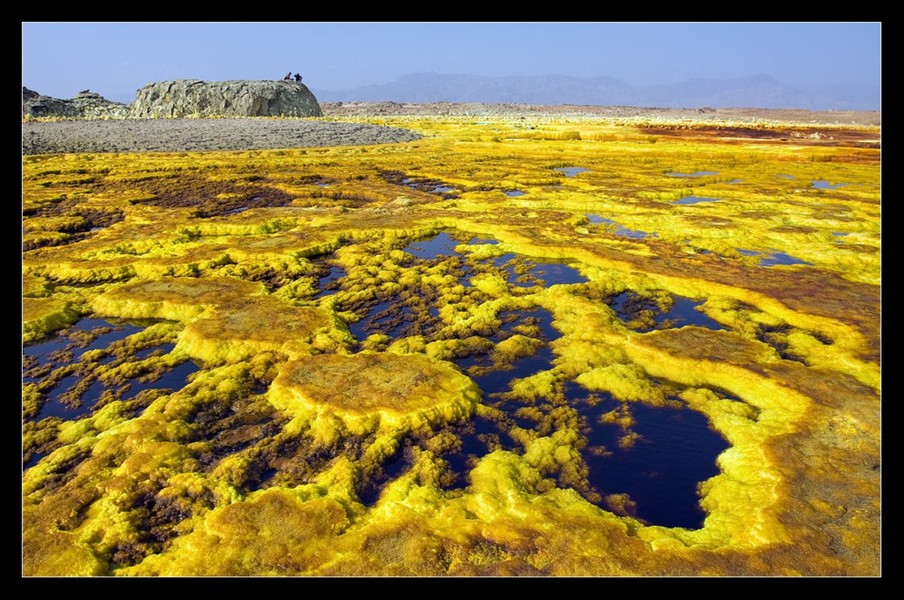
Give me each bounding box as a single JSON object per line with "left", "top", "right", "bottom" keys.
{"left": 283, "top": 72, "right": 303, "bottom": 83}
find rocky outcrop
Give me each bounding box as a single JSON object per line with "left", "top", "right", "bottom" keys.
{"left": 23, "top": 87, "right": 129, "bottom": 119}
{"left": 129, "top": 79, "right": 322, "bottom": 118}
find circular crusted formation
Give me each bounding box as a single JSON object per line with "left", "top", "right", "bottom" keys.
{"left": 272, "top": 352, "right": 480, "bottom": 420}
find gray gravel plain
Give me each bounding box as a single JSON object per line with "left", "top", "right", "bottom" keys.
{"left": 21, "top": 118, "right": 422, "bottom": 155}
{"left": 22, "top": 103, "right": 880, "bottom": 156}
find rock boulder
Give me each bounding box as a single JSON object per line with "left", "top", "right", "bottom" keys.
{"left": 23, "top": 87, "right": 129, "bottom": 119}
{"left": 129, "top": 79, "right": 322, "bottom": 118}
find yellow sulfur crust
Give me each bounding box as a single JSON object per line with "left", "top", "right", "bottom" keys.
{"left": 22, "top": 114, "right": 880, "bottom": 576}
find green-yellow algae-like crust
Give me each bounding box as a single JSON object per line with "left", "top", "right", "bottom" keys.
{"left": 23, "top": 114, "right": 879, "bottom": 576}
{"left": 91, "top": 277, "right": 269, "bottom": 322}
{"left": 179, "top": 298, "right": 337, "bottom": 363}
{"left": 270, "top": 352, "right": 480, "bottom": 434}
{"left": 23, "top": 296, "right": 80, "bottom": 343}
{"left": 91, "top": 276, "right": 342, "bottom": 362}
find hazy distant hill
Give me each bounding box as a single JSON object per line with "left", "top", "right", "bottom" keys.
{"left": 313, "top": 72, "right": 880, "bottom": 110}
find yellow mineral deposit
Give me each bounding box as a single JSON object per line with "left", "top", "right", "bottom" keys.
{"left": 22, "top": 114, "right": 880, "bottom": 575}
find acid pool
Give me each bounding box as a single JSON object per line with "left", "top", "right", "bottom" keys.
{"left": 811, "top": 180, "right": 849, "bottom": 190}
{"left": 555, "top": 167, "right": 589, "bottom": 177}
{"left": 739, "top": 248, "right": 813, "bottom": 267}
{"left": 608, "top": 293, "right": 725, "bottom": 333}
{"left": 23, "top": 318, "right": 200, "bottom": 427}
{"left": 326, "top": 232, "right": 731, "bottom": 529}
{"left": 586, "top": 214, "right": 655, "bottom": 239}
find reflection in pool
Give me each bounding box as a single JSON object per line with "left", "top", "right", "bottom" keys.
{"left": 572, "top": 384, "right": 729, "bottom": 528}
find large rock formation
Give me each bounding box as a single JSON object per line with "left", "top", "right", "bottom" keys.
{"left": 23, "top": 87, "right": 129, "bottom": 119}
{"left": 129, "top": 79, "right": 322, "bottom": 118}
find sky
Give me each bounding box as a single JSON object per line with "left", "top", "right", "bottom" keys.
{"left": 22, "top": 22, "right": 882, "bottom": 103}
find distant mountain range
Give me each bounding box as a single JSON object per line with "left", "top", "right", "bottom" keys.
{"left": 312, "top": 73, "right": 879, "bottom": 110}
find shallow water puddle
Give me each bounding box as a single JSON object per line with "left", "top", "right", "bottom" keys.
{"left": 491, "top": 254, "right": 587, "bottom": 288}
{"left": 345, "top": 233, "right": 585, "bottom": 342}
{"left": 402, "top": 177, "right": 458, "bottom": 195}
{"left": 23, "top": 318, "right": 142, "bottom": 371}
{"left": 586, "top": 214, "right": 654, "bottom": 239}
{"left": 526, "top": 262, "right": 587, "bottom": 286}
{"left": 505, "top": 190, "right": 526, "bottom": 197}
{"left": 348, "top": 300, "right": 428, "bottom": 341}
{"left": 567, "top": 383, "right": 729, "bottom": 528}
{"left": 314, "top": 264, "right": 347, "bottom": 299}
{"left": 24, "top": 318, "right": 199, "bottom": 424}
{"left": 24, "top": 450, "right": 48, "bottom": 470}
{"left": 359, "top": 304, "right": 728, "bottom": 528}
{"left": 811, "top": 180, "right": 849, "bottom": 190}
{"left": 760, "top": 252, "right": 813, "bottom": 267}
{"left": 135, "top": 343, "right": 176, "bottom": 360}
{"left": 739, "top": 248, "right": 813, "bottom": 267}
{"left": 666, "top": 170, "right": 719, "bottom": 178}
{"left": 609, "top": 293, "right": 724, "bottom": 332}
{"left": 361, "top": 308, "right": 561, "bottom": 500}
{"left": 119, "top": 360, "right": 200, "bottom": 401}
{"left": 33, "top": 355, "right": 199, "bottom": 422}
{"left": 555, "top": 167, "right": 589, "bottom": 177}
{"left": 675, "top": 195, "right": 720, "bottom": 205}
{"left": 314, "top": 234, "right": 729, "bottom": 528}
{"left": 380, "top": 171, "right": 459, "bottom": 196}
{"left": 404, "top": 231, "right": 461, "bottom": 259}
{"left": 445, "top": 340, "right": 729, "bottom": 529}
{"left": 664, "top": 297, "right": 725, "bottom": 330}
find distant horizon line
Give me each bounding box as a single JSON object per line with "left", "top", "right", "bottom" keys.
{"left": 26, "top": 70, "right": 880, "bottom": 101}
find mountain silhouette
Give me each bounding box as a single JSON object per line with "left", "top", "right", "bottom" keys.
{"left": 313, "top": 72, "right": 879, "bottom": 110}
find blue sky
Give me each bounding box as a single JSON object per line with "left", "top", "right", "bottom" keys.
{"left": 22, "top": 22, "right": 881, "bottom": 102}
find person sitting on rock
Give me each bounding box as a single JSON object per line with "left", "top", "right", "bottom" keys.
{"left": 284, "top": 72, "right": 292, "bottom": 80}
{"left": 294, "top": 73, "right": 302, "bottom": 83}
